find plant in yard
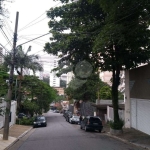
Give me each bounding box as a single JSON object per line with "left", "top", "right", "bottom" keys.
{"left": 109, "top": 119, "right": 124, "bottom": 130}
{"left": 3, "top": 46, "right": 43, "bottom": 111}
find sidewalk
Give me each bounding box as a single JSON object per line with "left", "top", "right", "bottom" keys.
{"left": 0, "top": 125, "right": 32, "bottom": 150}
{"left": 102, "top": 123, "right": 150, "bottom": 150}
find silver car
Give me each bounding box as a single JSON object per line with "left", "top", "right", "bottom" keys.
{"left": 69, "top": 115, "right": 80, "bottom": 124}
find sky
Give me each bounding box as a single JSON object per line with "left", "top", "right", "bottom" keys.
{"left": 1, "top": 0, "right": 62, "bottom": 74}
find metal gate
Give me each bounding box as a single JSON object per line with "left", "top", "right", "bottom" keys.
{"left": 131, "top": 98, "right": 150, "bottom": 135}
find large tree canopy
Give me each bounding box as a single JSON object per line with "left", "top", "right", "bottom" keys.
{"left": 45, "top": 0, "right": 150, "bottom": 128}
{"left": 21, "top": 75, "right": 57, "bottom": 115}
{"left": 65, "top": 73, "right": 105, "bottom": 102}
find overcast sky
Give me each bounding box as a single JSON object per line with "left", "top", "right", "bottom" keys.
{"left": 1, "top": 0, "right": 62, "bottom": 74}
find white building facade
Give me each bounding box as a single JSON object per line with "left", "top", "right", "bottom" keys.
{"left": 49, "top": 55, "right": 60, "bottom": 87}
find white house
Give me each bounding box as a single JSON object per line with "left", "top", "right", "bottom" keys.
{"left": 125, "top": 64, "right": 150, "bottom": 135}
{"left": 0, "top": 100, "right": 17, "bottom": 129}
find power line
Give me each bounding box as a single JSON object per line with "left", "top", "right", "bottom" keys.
{"left": 19, "top": 35, "right": 49, "bottom": 42}
{"left": 17, "top": 32, "right": 51, "bottom": 47}
{"left": 18, "top": 36, "right": 45, "bottom": 47}
{"left": 18, "top": 13, "right": 46, "bottom": 32}
{"left": 0, "top": 27, "right": 13, "bottom": 47}
{"left": 18, "top": 1, "right": 62, "bottom": 32}
{"left": 18, "top": 17, "right": 47, "bottom": 32}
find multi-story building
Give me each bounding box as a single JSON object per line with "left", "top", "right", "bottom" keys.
{"left": 49, "top": 55, "right": 60, "bottom": 87}
{"left": 54, "top": 87, "right": 64, "bottom": 95}
{"left": 66, "top": 72, "right": 74, "bottom": 87}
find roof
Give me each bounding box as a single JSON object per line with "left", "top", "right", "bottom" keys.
{"left": 91, "top": 103, "right": 125, "bottom": 109}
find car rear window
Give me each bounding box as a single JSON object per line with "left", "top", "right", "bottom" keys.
{"left": 89, "top": 117, "right": 101, "bottom": 123}
{"left": 74, "top": 116, "right": 79, "bottom": 118}
{"left": 35, "top": 117, "right": 45, "bottom": 121}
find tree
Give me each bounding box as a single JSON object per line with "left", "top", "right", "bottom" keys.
{"left": 65, "top": 73, "right": 105, "bottom": 102}
{"left": 21, "top": 75, "right": 57, "bottom": 115}
{"left": 0, "top": 65, "right": 8, "bottom": 97}
{"left": 0, "top": 65, "right": 8, "bottom": 115}
{"left": 0, "top": 0, "right": 12, "bottom": 27}
{"left": 3, "top": 46, "right": 43, "bottom": 111}
{"left": 90, "top": 0, "right": 150, "bottom": 125}
{"left": 45, "top": 0, "right": 150, "bottom": 129}
{"left": 44, "top": 0, "right": 102, "bottom": 75}
{"left": 43, "top": 76, "right": 50, "bottom": 85}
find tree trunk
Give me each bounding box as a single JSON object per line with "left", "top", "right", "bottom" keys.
{"left": 112, "top": 67, "right": 120, "bottom": 123}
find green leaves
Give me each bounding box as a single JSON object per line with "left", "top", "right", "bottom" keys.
{"left": 21, "top": 75, "right": 57, "bottom": 114}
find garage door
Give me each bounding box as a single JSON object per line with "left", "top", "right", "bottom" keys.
{"left": 137, "top": 99, "right": 150, "bottom": 135}
{"left": 131, "top": 98, "right": 137, "bottom": 129}
{"left": 131, "top": 98, "right": 150, "bottom": 135}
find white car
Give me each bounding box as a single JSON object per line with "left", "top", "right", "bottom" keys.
{"left": 69, "top": 115, "right": 80, "bottom": 124}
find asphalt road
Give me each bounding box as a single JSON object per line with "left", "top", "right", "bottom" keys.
{"left": 9, "top": 111, "right": 144, "bottom": 150}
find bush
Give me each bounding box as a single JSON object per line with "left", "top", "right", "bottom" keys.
{"left": 109, "top": 119, "right": 124, "bottom": 130}
{"left": 16, "top": 117, "right": 34, "bottom": 125}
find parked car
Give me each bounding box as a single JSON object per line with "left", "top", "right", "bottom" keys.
{"left": 66, "top": 112, "right": 72, "bottom": 122}
{"left": 80, "top": 116, "right": 103, "bottom": 132}
{"left": 63, "top": 110, "right": 70, "bottom": 118}
{"left": 33, "top": 116, "right": 47, "bottom": 128}
{"left": 69, "top": 115, "right": 80, "bottom": 124}
{"left": 17, "top": 113, "right": 27, "bottom": 119}
{"left": 53, "top": 110, "right": 59, "bottom": 113}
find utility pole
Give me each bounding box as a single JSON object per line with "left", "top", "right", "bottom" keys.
{"left": 3, "top": 12, "right": 19, "bottom": 140}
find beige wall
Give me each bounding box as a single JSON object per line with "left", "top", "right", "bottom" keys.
{"left": 54, "top": 87, "right": 64, "bottom": 95}
{"left": 130, "top": 64, "right": 150, "bottom": 99}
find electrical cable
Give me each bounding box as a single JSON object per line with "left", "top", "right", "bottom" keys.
{"left": 17, "top": 32, "right": 51, "bottom": 47}
{"left": 18, "top": 1, "right": 62, "bottom": 32}
{"left": 19, "top": 35, "right": 49, "bottom": 43}
{"left": 18, "top": 36, "right": 45, "bottom": 47}
{"left": 0, "top": 27, "right": 13, "bottom": 47}
{"left": 18, "top": 13, "right": 46, "bottom": 32}
{"left": 18, "top": 17, "right": 47, "bottom": 32}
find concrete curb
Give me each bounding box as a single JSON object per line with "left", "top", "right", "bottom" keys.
{"left": 104, "top": 132, "right": 150, "bottom": 150}
{"left": 4, "top": 127, "right": 33, "bottom": 150}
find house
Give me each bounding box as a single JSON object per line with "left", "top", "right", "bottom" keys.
{"left": 92, "top": 100, "right": 124, "bottom": 124}
{"left": 125, "top": 64, "right": 150, "bottom": 135}
{"left": 0, "top": 100, "right": 17, "bottom": 129}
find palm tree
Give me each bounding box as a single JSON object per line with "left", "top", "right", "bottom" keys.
{"left": 4, "top": 45, "right": 43, "bottom": 111}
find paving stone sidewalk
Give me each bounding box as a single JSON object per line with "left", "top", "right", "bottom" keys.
{"left": 102, "top": 123, "right": 150, "bottom": 150}
{"left": 0, "top": 125, "right": 32, "bottom": 150}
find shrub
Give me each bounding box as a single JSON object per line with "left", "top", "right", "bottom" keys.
{"left": 109, "top": 119, "right": 124, "bottom": 130}
{"left": 16, "top": 117, "right": 34, "bottom": 125}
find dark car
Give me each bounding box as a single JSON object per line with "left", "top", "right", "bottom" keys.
{"left": 80, "top": 116, "right": 103, "bottom": 132}
{"left": 63, "top": 110, "right": 70, "bottom": 118}
{"left": 33, "top": 116, "right": 47, "bottom": 128}
{"left": 18, "top": 113, "right": 27, "bottom": 119}
{"left": 66, "top": 112, "right": 72, "bottom": 122}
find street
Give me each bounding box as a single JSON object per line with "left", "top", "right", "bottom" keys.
{"left": 9, "top": 111, "right": 144, "bottom": 150}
